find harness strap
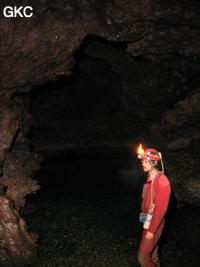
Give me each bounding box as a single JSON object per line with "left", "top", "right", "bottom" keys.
{"left": 149, "top": 171, "right": 162, "bottom": 212}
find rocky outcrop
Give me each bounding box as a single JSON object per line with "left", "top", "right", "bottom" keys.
{"left": 0, "top": 90, "right": 42, "bottom": 263}
{"left": 153, "top": 90, "right": 200, "bottom": 206}
{"left": 0, "top": 185, "right": 38, "bottom": 266}
{"left": 0, "top": 0, "right": 200, "bottom": 262}
{"left": 1, "top": 0, "right": 199, "bottom": 89}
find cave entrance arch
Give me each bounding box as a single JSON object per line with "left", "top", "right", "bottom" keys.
{"left": 20, "top": 34, "right": 149, "bottom": 265}
{"left": 30, "top": 35, "right": 148, "bottom": 154}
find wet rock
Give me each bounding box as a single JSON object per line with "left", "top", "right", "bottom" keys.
{"left": 0, "top": 185, "right": 38, "bottom": 266}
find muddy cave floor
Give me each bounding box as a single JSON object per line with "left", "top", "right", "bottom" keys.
{"left": 21, "top": 149, "right": 200, "bottom": 267}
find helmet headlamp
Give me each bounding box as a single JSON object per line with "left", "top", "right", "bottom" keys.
{"left": 137, "top": 143, "right": 164, "bottom": 172}
{"left": 137, "top": 144, "right": 162, "bottom": 161}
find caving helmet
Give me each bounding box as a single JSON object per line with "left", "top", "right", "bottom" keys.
{"left": 137, "top": 144, "right": 164, "bottom": 172}
{"left": 139, "top": 148, "right": 162, "bottom": 161}
{"left": 137, "top": 144, "right": 162, "bottom": 160}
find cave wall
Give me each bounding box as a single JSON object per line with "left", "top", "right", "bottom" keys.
{"left": 0, "top": 0, "right": 200, "bottom": 261}
{"left": 0, "top": 0, "right": 200, "bottom": 197}
{"left": 1, "top": 0, "right": 200, "bottom": 89}
{"left": 30, "top": 32, "right": 200, "bottom": 206}
{"left": 0, "top": 89, "right": 42, "bottom": 263}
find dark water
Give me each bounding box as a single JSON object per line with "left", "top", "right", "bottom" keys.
{"left": 23, "top": 149, "right": 200, "bottom": 267}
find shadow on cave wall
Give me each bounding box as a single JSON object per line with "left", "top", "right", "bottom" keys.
{"left": 29, "top": 35, "right": 148, "bottom": 153}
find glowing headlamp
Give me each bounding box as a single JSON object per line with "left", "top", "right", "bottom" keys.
{"left": 137, "top": 143, "right": 144, "bottom": 159}
{"left": 137, "top": 143, "right": 162, "bottom": 160}
{"left": 137, "top": 143, "right": 164, "bottom": 172}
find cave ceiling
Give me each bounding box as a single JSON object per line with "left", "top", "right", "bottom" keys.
{"left": 0, "top": 0, "right": 200, "bottom": 206}
{"left": 1, "top": 0, "right": 200, "bottom": 89}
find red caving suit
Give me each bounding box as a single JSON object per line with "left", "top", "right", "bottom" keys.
{"left": 138, "top": 171, "right": 171, "bottom": 267}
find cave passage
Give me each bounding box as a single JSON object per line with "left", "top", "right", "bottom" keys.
{"left": 22, "top": 34, "right": 200, "bottom": 267}
{"left": 1, "top": 0, "right": 200, "bottom": 265}
{"left": 23, "top": 149, "right": 200, "bottom": 267}
{"left": 29, "top": 35, "right": 144, "bottom": 154}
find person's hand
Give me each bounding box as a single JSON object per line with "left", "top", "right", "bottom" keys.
{"left": 146, "top": 231, "right": 154, "bottom": 240}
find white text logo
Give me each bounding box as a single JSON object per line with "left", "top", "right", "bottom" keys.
{"left": 3, "top": 6, "right": 33, "bottom": 18}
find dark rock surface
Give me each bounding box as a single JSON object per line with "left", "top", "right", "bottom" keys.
{"left": 0, "top": 0, "right": 199, "bottom": 204}
{"left": 0, "top": 0, "right": 200, "bottom": 263}
{"left": 23, "top": 193, "right": 200, "bottom": 267}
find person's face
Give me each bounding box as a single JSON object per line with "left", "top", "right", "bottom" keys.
{"left": 141, "top": 160, "right": 152, "bottom": 172}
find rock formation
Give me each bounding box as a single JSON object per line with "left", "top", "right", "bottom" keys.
{"left": 0, "top": 0, "right": 200, "bottom": 263}
{"left": 0, "top": 185, "right": 38, "bottom": 266}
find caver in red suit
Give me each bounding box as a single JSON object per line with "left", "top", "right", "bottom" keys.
{"left": 137, "top": 147, "right": 171, "bottom": 267}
